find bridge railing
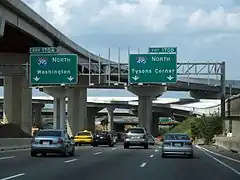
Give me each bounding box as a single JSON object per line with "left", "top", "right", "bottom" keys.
{"left": 0, "top": 62, "right": 225, "bottom": 88}
{"left": 78, "top": 62, "right": 224, "bottom": 86}
{"left": 171, "top": 103, "right": 221, "bottom": 116}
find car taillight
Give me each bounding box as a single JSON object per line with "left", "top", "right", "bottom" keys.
{"left": 58, "top": 138, "right": 63, "bottom": 144}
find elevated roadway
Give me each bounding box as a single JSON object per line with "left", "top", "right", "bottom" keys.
{"left": 0, "top": 96, "right": 221, "bottom": 118}
{"left": 0, "top": 0, "right": 239, "bottom": 96}
{"left": 0, "top": 0, "right": 239, "bottom": 135}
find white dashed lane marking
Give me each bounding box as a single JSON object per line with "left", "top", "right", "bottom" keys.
{"left": 140, "top": 162, "right": 147, "bottom": 168}
{"left": 94, "top": 152, "right": 102, "bottom": 155}
{"left": 64, "top": 159, "right": 78, "bottom": 163}
{"left": 0, "top": 173, "right": 25, "bottom": 180}
{"left": 0, "top": 156, "right": 15, "bottom": 160}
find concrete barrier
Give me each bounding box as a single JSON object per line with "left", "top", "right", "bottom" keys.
{"left": 215, "top": 137, "right": 240, "bottom": 153}
{"left": 194, "top": 138, "right": 205, "bottom": 145}
{"left": 0, "top": 138, "right": 32, "bottom": 151}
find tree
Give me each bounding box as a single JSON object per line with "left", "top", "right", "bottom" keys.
{"left": 190, "top": 114, "right": 223, "bottom": 144}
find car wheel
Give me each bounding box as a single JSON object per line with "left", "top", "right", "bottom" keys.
{"left": 162, "top": 153, "right": 166, "bottom": 158}
{"left": 109, "top": 143, "right": 114, "bottom": 147}
{"left": 92, "top": 143, "right": 98, "bottom": 147}
{"left": 144, "top": 144, "right": 148, "bottom": 149}
{"left": 31, "top": 151, "right": 37, "bottom": 157}
{"left": 124, "top": 144, "right": 129, "bottom": 149}
{"left": 187, "top": 154, "right": 193, "bottom": 158}
{"left": 69, "top": 147, "right": 75, "bottom": 156}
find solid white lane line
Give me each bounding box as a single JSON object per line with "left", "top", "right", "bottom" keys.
{"left": 196, "top": 145, "right": 240, "bottom": 163}
{"left": 0, "top": 156, "right": 15, "bottom": 160}
{"left": 112, "top": 148, "right": 117, "bottom": 151}
{"left": 64, "top": 159, "right": 78, "bottom": 163}
{"left": 94, "top": 152, "right": 102, "bottom": 155}
{"left": 150, "top": 154, "right": 154, "bottom": 158}
{"left": 140, "top": 162, "right": 147, "bottom": 168}
{"left": 197, "top": 146, "right": 240, "bottom": 176}
{"left": 0, "top": 173, "right": 25, "bottom": 180}
{"left": 155, "top": 149, "right": 159, "bottom": 152}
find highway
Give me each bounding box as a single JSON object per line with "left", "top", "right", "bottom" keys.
{"left": 0, "top": 145, "right": 239, "bottom": 180}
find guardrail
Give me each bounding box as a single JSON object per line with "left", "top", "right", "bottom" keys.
{"left": 215, "top": 137, "right": 240, "bottom": 153}
{"left": 0, "top": 138, "right": 31, "bottom": 151}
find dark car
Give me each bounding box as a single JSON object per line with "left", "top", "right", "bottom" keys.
{"left": 92, "top": 131, "right": 114, "bottom": 147}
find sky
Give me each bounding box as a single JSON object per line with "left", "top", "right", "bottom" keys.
{"left": 15, "top": 0, "right": 240, "bottom": 98}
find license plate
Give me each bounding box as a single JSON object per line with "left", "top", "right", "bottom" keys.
{"left": 100, "top": 137, "right": 103, "bottom": 139}
{"left": 174, "top": 143, "right": 182, "bottom": 147}
{"left": 43, "top": 141, "right": 50, "bottom": 145}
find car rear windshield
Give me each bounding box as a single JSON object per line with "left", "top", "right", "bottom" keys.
{"left": 127, "top": 128, "right": 144, "bottom": 133}
{"left": 77, "top": 132, "right": 91, "bottom": 136}
{"left": 95, "top": 131, "right": 108, "bottom": 135}
{"left": 36, "top": 131, "right": 62, "bottom": 137}
{"left": 165, "top": 134, "right": 190, "bottom": 140}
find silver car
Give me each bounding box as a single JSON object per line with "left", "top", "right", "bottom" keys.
{"left": 124, "top": 127, "right": 148, "bottom": 149}
{"left": 162, "top": 133, "right": 193, "bottom": 158}
{"left": 31, "top": 129, "right": 75, "bottom": 157}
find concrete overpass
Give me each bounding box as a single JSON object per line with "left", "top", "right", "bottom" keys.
{"left": 0, "top": 0, "right": 239, "bottom": 94}
{"left": 0, "top": 0, "right": 239, "bottom": 136}
{"left": 0, "top": 0, "right": 123, "bottom": 135}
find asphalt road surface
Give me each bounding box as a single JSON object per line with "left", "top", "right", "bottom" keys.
{"left": 0, "top": 144, "right": 239, "bottom": 180}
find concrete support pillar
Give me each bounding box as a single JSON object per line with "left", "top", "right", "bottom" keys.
{"left": 43, "top": 87, "right": 66, "bottom": 130}
{"left": 152, "top": 112, "right": 159, "bottom": 136}
{"left": 67, "top": 87, "right": 87, "bottom": 136}
{"left": 53, "top": 97, "right": 65, "bottom": 129}
{"left": 87, "top": 107, "right": 102, "bottom": 132}
{"left": 33, "top": 103, "right": 45, "bottom": 127}
{"left": 127, "top": 85, "right": 166, "bottom": 135}
{"left": 3, "top": 76, "right": 32, "bottom": 134}
{"left": 107, "top": 106, "right": 115, "bottom": 131}
{"left": 138, "top": 96, "right": 152, "bottom": 131}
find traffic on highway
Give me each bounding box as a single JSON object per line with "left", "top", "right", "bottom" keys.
{"left": 0, "top": 127, "right": 239, "bottom": 180}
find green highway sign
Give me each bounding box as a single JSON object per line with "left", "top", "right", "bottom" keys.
{"left": 128, "top": 53, "right": 177, "bottom": 84}
{"left": 30, "top": 54, "right": 78, "bottom": 85}
{"left": 158, "top": 117, "right": 179, "bottom": 125}
{"left": 148, "top": 47, "right": 177, "bottom": 53}
{"left": 30, "top": 47, "right": 58, "bottom": 54}
{"left": 159, "top": 117, "right": 172, "bottom": 123}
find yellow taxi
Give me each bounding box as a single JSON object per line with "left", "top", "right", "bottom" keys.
{"left": 74, "top": 130, "right": 93, "bottom": 146}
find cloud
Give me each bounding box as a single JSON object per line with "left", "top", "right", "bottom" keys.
{"left": 21, "top": 0, "right": 240, "bottom": 80}
{"left": 90, "top": 0, "right": 176, "bottom": 34}
{"left": 23, "top": 0, "right": 240, "bottom": 36}
{"left": 187, "top": 6, "right": 240, "bottom": 32}
{"left": 23, "top": 0, "right": 187, "bottom": 35}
